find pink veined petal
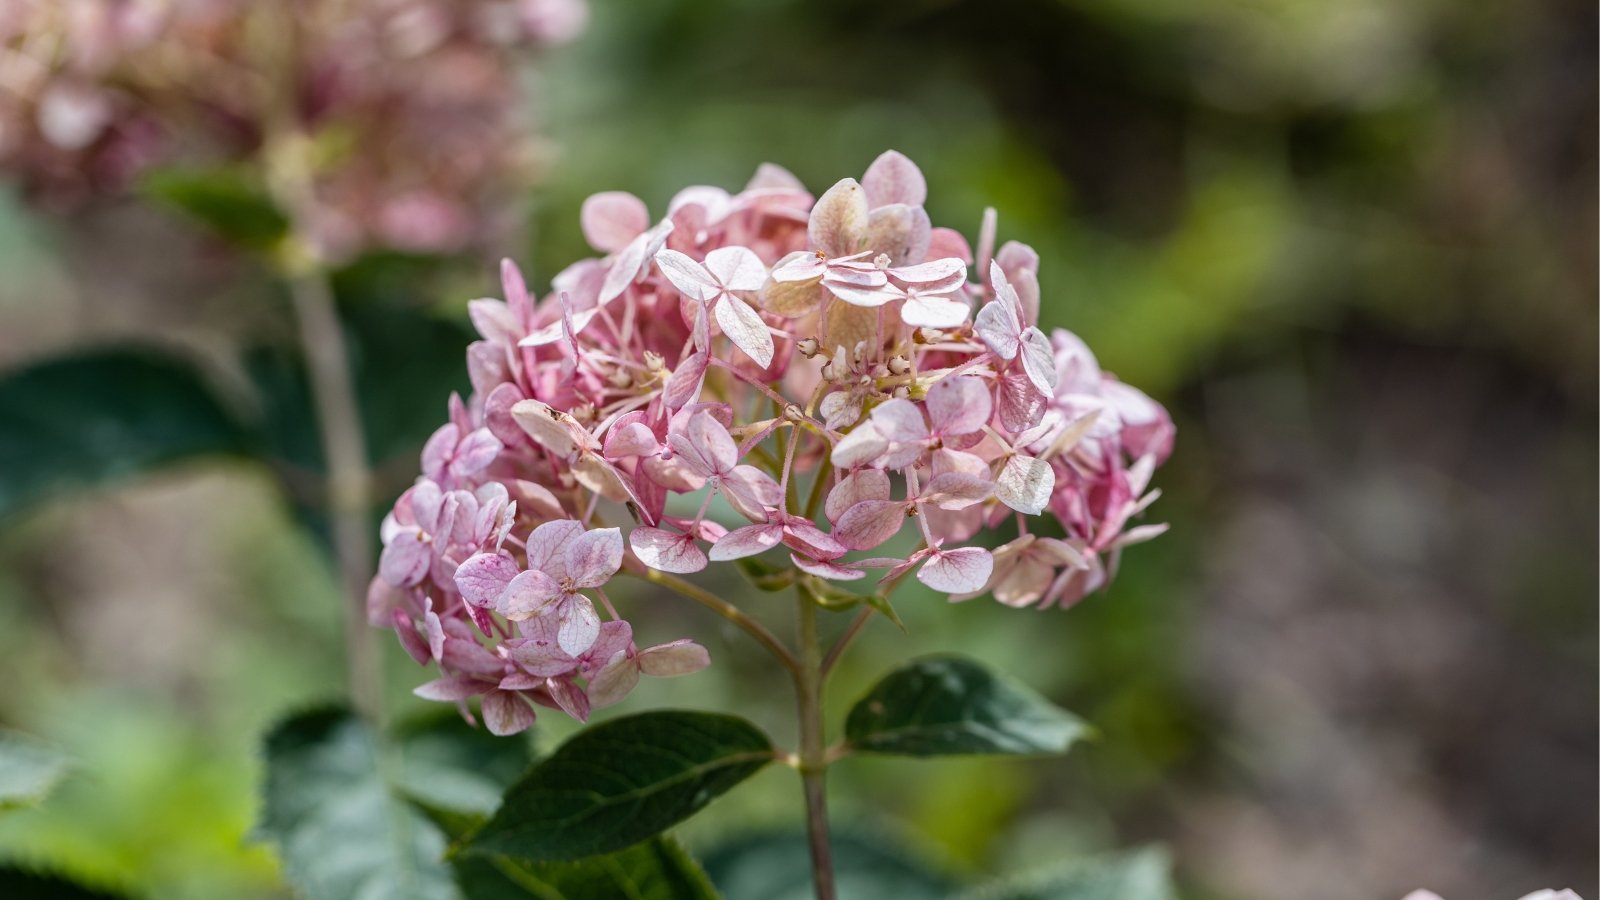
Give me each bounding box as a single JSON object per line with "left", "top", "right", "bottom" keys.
{"left": 835, "top": 499, "right": 910, "bottom": 551}
{"left": 782, "top": 518, "right": 847, "bottom": 560}
{"left": 604, "top": 421, "right": 660, "bottom": 459}
{"left": 707, "top": 523, "right": 784, "bottom": 561}
{"left": 720, "top": 466, "right": 780, "bottom": 523}
{"left": 546, "top": 676, "right": 592, "bottom": 722}
{"left": 598, "top": 230, "right": 648, "bottom": 304}
{"left": 450, "top": 429, "right": 502, "bottom": 479}
{"left": 414, "top": 675, "right": 492, "bottom": 702}
{"left": 931, "top": 447, "right": 990, "bottom": 478}
{"left": 920, "top": 472, "right": 994, "bottom": 510}
{"left": 997, "top": 371, "right": 1050, "bottom": 433}
{"left": 823, "top": 280, "right": 898, "bottom": 307}
{"left": 586, "top": 652, "right": 641, "bottom": 708}
{"left": 869, "top": 398, "right": 930, "bottom": 443}
{"left": 686, "top": 410, "right": 738, "bottom": 475}
{"left": 865, "top": 203, "right": 931, "bottom": 267}
{"left": 808, "top": 178, "right": 869, "bottom": 257}
{"left": 510, "top": 400, "right": 585, "bottom": 458}
{"left": 392, "top": 608, "right": 430, "bottom": 664}
{"left": 663, "top": 351, "right": 709, "bottom": 411}
{"left": 580, "top": 621, "right": 635, "bottom": 674}
{"left": 974, "top": 301, "right": 1021, "bottom": 359}
{"left": 829, "top": 421, "right": 888, "bottom": 469}
{"left": 825, "top": 468, "right": 892, "bottom": 523}
{"left": 454, "top": 552, "right": 520, "bottom": 608}
{"left": 1018, "top": 327, "right": 1059, "bottom": 394}
{"left": 791, "top": 553, "right": 866, "bottom": 582}
{"left": 581, "top": 191, "right": 649, "bottom": 254}
{"left": 992, "top": 554, "right": 1058, "bottom": 608}
{"left": 507, "top": 626, "right": 578, "bottom": 678}
{"left": 925, "top": 375, "right": 993, "bottom": 437}
{"left": 900, "top": 294, "right": 970, "bottom": 329}
{"left": 917, "top": 547, "right": 995, "bottom": 593}
{"left": 703, "top": 246, "right": 768, "bottom": 293}
{"left": 995, "top": 455, "right": 1055, "bottom": 515}
{"left": 714, "top": 296, "right": 775, "bottom": 368}
{"left": 770, "top": 251, "right": 827, "bottom": 283}
{"left": 861, "top": 149, "right": 927, "bottom": 208}
{"left": 566, "top": 527, "right": 624, "bottom": 588}
{"left": 890, "top": 257, "right": 965, "bottom": 285}
{"left": 421, "top": 423, "right": 459, "bottom": 481}
{"left": 557, "top": 595, "right": 602, "bottom": 657}
{"left": 524, "top": 519, "right": 584, "bottom": 577}
{"left": 499, "top": 672, "right": 543, "bottom": 691}
{"left": 819, "top": 390, "right": 864, "bottom": 431}
{"left": 637, "top": 640, "right": 711, "bottom": 677}
{"left": 378, "top": 530, "right": 430, "bottom": 587}
{"left": 629, "top": 527, "right": 708, "bottom": 574}
{"left": 653, "top": 249, "right": 718, "bottom": 301}
{"left": 499, "top": 569, "right": 563, "bottom": 620}
{"left": 482, "top": 690, "right": 537, "bottom": 735}
{"left": 501, "top": 258, "right": 532, "bottom": 313}
{"left": 927, "top": 228, "right": 973, "bottom": 265}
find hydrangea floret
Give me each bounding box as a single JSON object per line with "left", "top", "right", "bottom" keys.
{"left": 369, "top": 150, "right": 1175, "bottom": 735}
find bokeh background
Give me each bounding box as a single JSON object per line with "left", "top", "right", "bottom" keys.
{"left": 0, "top": 1, "right": 1594, "bottom": 898}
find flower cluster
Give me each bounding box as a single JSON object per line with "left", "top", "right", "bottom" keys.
{"left": 0, "top": 0, "right": 584, "bottom": 257}
{"left": 371, "top": 151, "right": 1173, "bottom": 733}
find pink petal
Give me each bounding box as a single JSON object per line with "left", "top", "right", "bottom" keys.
{"left": 861, "top": 150, "right": 927, "bottom": 208}
{"left": 585, "top": 652, "right": 641, "bottom": 708}
{"left": 566, "top": 527, "right": 624, "bottom": 588}
{"left": 546, "top": 677, "right": 592, "bottom": 722}
{"left": 686, "top": 410, "right": 738, "bottom": 475}
{"left": 868, "top": 398, "right": 929, "bottom": 443}
{"left": 720, "top": 465, "right": 780, "bottom": 523}
{"left": 926, "top": 375, "right": 993, "bottom": 437}
{"left": 703, "top": 246, "right": 767, "bottom": 293}
{"left": 524, "top": 519, "right": 585, "bottom": 577}
{"left": 637, "top": 640, "right": 711, "bottom": 677}
{"left": 414, "top": 675, "right": 491, "bottom": 702}
{"left": 917, "top": 547, "right": 994, "bottom": 593}
{"left": 714, "top": 296, "right": 775, "bottom": 368}
{"left": 835, "top": 499, "right": 910, "bottom": 551}
{"left": 581, "top": 191, "right": 649, "bottom": 254}
{"left": 378, "top": 530, "right": 431, "bottom": 587}
{"left": 889, "top": 256, "right": 965, "bottom": 286}
{"left": 996, "top": 455, "right": 1055, "bottom": 515}
{"left": 782, "top": 519, "right": 847, "bottom": 560}
{"left": 507, "top": 626, "right": 578, "bottom": 677}
{"left": 974, "top": 300, "right": 1021, "bottom": 359}
{"left": 1018, "top": 327, "right": 1059, "bottom": 394}
{"left": 808, "top": 178, "right": 869, "bottom": 258}
{"left": 791, "top": 554, "right": 866, "bottom": 581}
{"left": 819, "top": 390, "right": 863, "bottom": 431}
{"left": 557, "top": 595, "right": 601, "bottom": 656}
{"left": 900, "top": 294, "right": 970, "bottom": 329}
{"left": 510, "top": 400, "right": 584, "bottom": 458}
{"left": 454, "top": 552, "right": 519, "bottom": 608}
{"left": 629, "top": 526, "right": 708, "bottom": 574}
{"left": 500, "top": 569, "right": 563, "bottom": 620}
{"left": 421, "top": 423, "right": 459, "bottom": 482}
{"left": 926, "top": 227, "right": 973, "bottom": 265}
{"left": 604, "top": 421, "right": 660, "bottom": 459}
{"left": 663, "top": 351, "right": 709, "bottom": 411}
{"left": 919, "top": 472, "right": 994, "bottom": 510}
{"left": 825, "top": 468, "right": 891, "bottom": 523}
{"left": 392, "top": 609, "right": 431, "bottom": 665}
{"left": 481, "top": 690, "right": 537, "bottom": 735}
{"left": 707, "top": 523, "right": 784, "bottom": 561}
{"left": 997, "top": 371, "right": 1050, "bottom": 433}
{"left": 581, "top": 620, "right": 635, "bottom": 672}
{"left": 654, "top": 249, "right": 718, "bottom": 301}
{"left": 864, "top": 203, "right": 931, "bottom": 266}
{"left": 829, "top": 421, "right": 888, "bottom": 470}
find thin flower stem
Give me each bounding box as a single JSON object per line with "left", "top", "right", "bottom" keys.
{"left": 630, "top": 568, "right": 800, "bottom": 675}
{"left": 793, "top": 590, "right": 837, "bottom": 900}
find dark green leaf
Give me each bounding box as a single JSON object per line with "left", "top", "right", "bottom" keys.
{"left": 464, "top": 711, "right": 774, "bottom": 863}
{"left": 0, "top": 868, "right": 135, "bottom": 899}
{"left": 260, "top": 706, "right": 533, "bottom": 900}
{"left": 392, "top": 708, "right": 533, "bottom": 817}
{"left": 458, "top": 837, "right": 721, "bottom": 900}
{"left": 956, "top": 848, "right": 1177, "bottom": 900}
{"left": 0, "top": 729, "right": 70, "bottom": 811}
{"left": 0, "top": 348, "right": 251, "bottom": 523}
{"left": 701, "top": 830, "right": 958, "bottom": 900}
{"left": 844, "top": 655, "right": 1091, "bottom": 757}
{"left": 140, "top": 166, "right": 288, "bottom": 251}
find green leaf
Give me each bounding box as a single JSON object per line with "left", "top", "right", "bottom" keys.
{"left": 864, "top": 591, "right": 905, "bottom": 631}
{"left": 844, "top": 655, "right": 1091, "bottom": 757}
{"left": 259, "top": 706, "right": 533, "bottom": 900}
{"left": 0, "top": 729, "right": 70, "bottom": 812}
{"left": 464, "top": 711, "right": 774, "bottom": 863}
{"left": 0, "top": 347, "right": 251, "bottom": 523}
{"left": 391, "top": 708, "right": 533, "bottom": 818}
{"left": 701, "top": 831, "right": 958, "bottom": 900}
{"left": 140, "top": 166, "right": 289, "bottom": 251}
{"left": 0, "top": 868, "right": 134, "bottom": 899}
{"left": 956, "top": 848, "right": 1177, "bottom": 900}
{"left": 735, "top": 556, "right": 797, "bottom": 591}
{"left": 457, "top": 837, "right": 721, "bottom": 900}
{"left": 798, "top": 576, "right": 863, "bottom": 611}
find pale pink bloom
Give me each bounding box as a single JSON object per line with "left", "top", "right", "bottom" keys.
{"left": 654, "top": 246, "right": 773, "bottom": 366}
{"left": 665, "top": 410, "right": 780, "bottom": 523}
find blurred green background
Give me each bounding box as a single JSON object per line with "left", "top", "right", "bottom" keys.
{"left": 0, "top": 0, "right": 1594, "bottom": 898}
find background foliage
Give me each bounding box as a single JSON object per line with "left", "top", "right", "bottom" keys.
{"left": 0, "top": 0, "right": 1593, "bottom": 898}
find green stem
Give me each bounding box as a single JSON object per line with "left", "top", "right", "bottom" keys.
{"left": 794, "top": 592, "right": 837, "bottom": 900}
